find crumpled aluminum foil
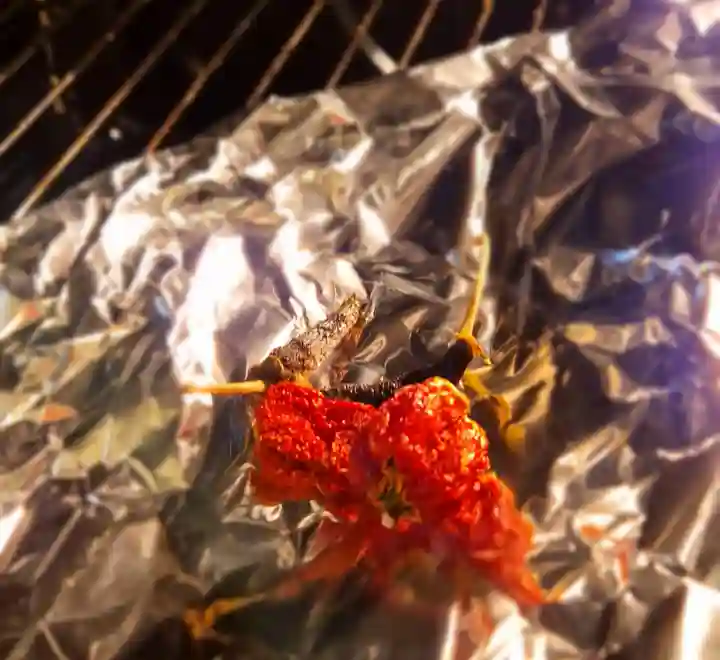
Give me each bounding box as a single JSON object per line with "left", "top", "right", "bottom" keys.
{"left": 1, "top": 1, "right": 720, "bottom": 658}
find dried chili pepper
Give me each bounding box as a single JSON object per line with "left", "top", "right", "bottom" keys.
{"left": 182, "top": 237, "right": 544, "bottom": 641}
{"left": 252, "top": 377, "right": 543, "bottom": 607}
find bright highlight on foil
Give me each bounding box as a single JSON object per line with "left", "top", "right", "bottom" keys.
{"left": 174, "top": 234, "right": 253, "bottom": 385}
{"left": 703, "top": 273, "right": 720, "bottom": 356}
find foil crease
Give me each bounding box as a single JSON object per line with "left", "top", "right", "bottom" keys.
{"left": 1, "top": 0, "right": 720, "bottom": 658}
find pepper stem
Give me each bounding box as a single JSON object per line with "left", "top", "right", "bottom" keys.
{"left": 184, "top": 594, "right": 264, "bottom": 640}
{"left": 456, "top": 236, "right": 492, "bottom": 365}
{"left": 182, "top": 380, "right": 267, "bottom": 395}
{"left": 462, "top": 370, "right": 526, "bottom": 456}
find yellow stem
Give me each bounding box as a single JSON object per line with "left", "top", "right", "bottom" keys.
{"left": 182, "top": 380, "right": 267, "bottom": 396}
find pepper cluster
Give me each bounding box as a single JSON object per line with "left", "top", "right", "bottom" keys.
{"left": 252, "top": 376, "right": 544, "bottom": 606}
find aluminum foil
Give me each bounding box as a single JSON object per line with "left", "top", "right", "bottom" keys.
{"left": 1, "top": 1, "right": 720, "bottom": 658}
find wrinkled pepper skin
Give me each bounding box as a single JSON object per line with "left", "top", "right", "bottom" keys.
{"left": 252, "top": 376, "right": 544, "bottom": 607}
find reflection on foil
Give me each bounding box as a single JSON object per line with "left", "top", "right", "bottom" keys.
{"left": 702, "top": 271, "right": 720, "bottom": 357}
{"left": 1, "top": 0, "right": 720, "bottom": 658}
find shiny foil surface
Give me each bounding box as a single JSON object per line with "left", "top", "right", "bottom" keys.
{"left": 1, "top": 0, "right": 720, "bottom": 658}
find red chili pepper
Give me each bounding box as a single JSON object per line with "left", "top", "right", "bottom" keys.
{"left": 252, "top": 376, "right": 544, "bottom": 607}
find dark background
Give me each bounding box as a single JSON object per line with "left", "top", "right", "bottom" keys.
{"left": 0, "top": 0, "right": 593, "bottom": 222}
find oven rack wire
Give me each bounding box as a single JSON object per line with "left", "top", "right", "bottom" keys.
{"left": 0, "top": 0, "right": 579, "bottom": 221}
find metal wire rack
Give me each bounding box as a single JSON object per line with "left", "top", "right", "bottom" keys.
{"left": 0, "top": 0, "right": 588, "bottom": 222}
